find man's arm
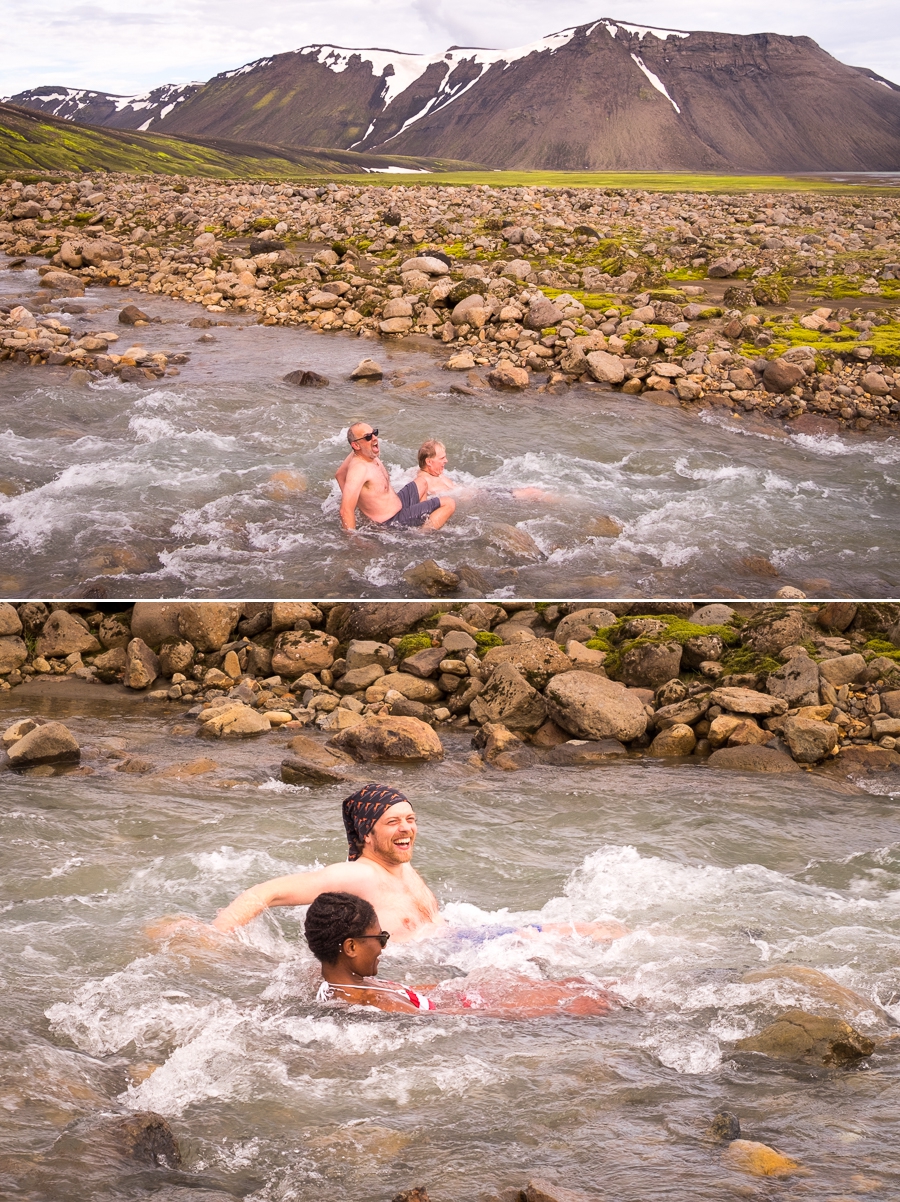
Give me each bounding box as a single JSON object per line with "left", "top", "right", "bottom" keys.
{"left": 338, "top": 459, "right": 367, "bottom": 531}
{"left": 212, "top": 863, "right": 365, "bottom": 932}
{"left": 334, "top": 451, "right": 353, "bottom": 492}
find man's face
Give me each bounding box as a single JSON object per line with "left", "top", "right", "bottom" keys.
{"left": 425, "top": 444, "right": 447, "bottom": 476}
{"left": 350, "top": 425, "right": 379, "bottom": 460}
{"left": 365, "top": 801, "right": 417, "bottom": 863}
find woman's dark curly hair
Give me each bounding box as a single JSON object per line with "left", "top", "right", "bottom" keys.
{"left": 304, "top": 891, "right": 379, "bottom": 964}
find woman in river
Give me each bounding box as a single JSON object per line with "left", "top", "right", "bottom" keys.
{"left": 305, "top": 892, "right": 616, "bottom": 1017}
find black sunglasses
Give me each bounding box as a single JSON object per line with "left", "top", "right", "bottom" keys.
{"left": 354, "top": 429, "right": 378, "bottom": 442}
{"left": 350, "top": 931, "right": 390, "bottom": 948}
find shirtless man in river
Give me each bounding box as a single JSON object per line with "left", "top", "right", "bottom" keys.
{"left": 211, "top": 784, "right": 627, "bottom": 944}
{"left": 335, "top": 422, "right": 455, "bottom": 531}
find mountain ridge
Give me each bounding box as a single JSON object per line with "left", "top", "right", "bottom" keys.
{"left": 7, "top": 19, "right": 900, "bottom": 171}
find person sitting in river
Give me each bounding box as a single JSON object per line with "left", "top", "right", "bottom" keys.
{"left": 414, "top": 438, "right": 559, "bottom": 505}
{"left": 210, "top": 784, "right": 628, "bottom": 945}
{"left": 306, "top": 890, "right": 617, "bottom": 1017}
{"left": 335, "top": 422, "right": 455, "bottom": 531}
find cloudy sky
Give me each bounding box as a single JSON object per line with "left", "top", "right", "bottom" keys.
{"left": 2, "top": 0, "right": 897, "bottom": 97}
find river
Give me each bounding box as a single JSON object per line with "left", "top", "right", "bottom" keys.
{"left": 1, "top": 688, "right": 898, "bottom": 1200}
{"left": 2, "top": 259, "right": 900, "bottom": 599}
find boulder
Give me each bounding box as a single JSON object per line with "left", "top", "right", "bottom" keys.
{"left": 819, "top": 653, "right": 867, "bottom": 687}
{"left": 0, "top": 635, "right": 27, "bottom": 674}
{"left": 766, "top": 654, "right": 820, "bottom": 707}
{"left": 781, "top": 715, "right": 838, "bottom": 763}
{"left": 270, "top": 601, "right": 323, "bottom": 632}
{"left": 93, "top": 646, "right": 127, "bottom": 682}
{"left": 336, "top": 664, "right": 385, "bottom": 693}
{"left": 487, "top": 364, "right": 530, "bottom": 391}
{"left": 7, "top": 721, "right": 80, "bottom": 767}
{"left": 52, "top": 1110, "right": 182, "bottom": 1169}
{"left": 124, "top": 638, "right": 160, "bottom": 689}
{"left": 129, "top": 601, "right": 183, "bottom": 648}
{"left": 649, "top": 723, "right": 697, "bottom": 756}
{"left": 585, "top": 350, "right": 625, "bottom": 384}
{"left": 481, "top": 639, "right": 573, "bottom": 690}
{"left": 545, "top": 671, "right": 648, "bottom": 742}
{"left": 722, "top": 1140, "right": 801, "bottom": 1179}
{"left": 380, "top": 672, "right": 442, "bottom": 703}
{"left": 35, "top": 610, "right": 101, "bottom": 658}
{"left": 350, "top": 358, "right": 384, "bottom": 380}
{"left": 544, "top": 738, "right": 628, "bottom": 766}
{"left": 271, "top": 630, "right": 339, "bottom": 677}
{"left": 119, "top": 304, "right": 150, "bottom": 325}
{"left": 197, "top": 703, "right": 270, "bottom": 738}
{"left": 564, "top": 641, "right": 608, "bottom": 674}
{"left": 282, "top": 755, "right": 351, "bottom": 786}
{"left": 735, "top": 1010, "right": 874, "bottom": 1066}
{"left": 618, "top": 641, "right": 682, "bottom": 689}
{"left": 469, "top": 663, "right": 547, "bottom": 732}
{"left": 441, "top": 630, "right": 477, "bottom": 654}
{"left": 763, "top": 359, "right": 805, "bottom": 393}
{"left": 326, "top": 602, "right": 438, "bottom": 643}
{"left": 554, "top": 608, "right": 617, "bottom": 644}
{"left": 681, "top": 635, "right": 723, "bottom": 669}
{"left": 709, "top": 687, "right": 788, "bottom": 717}
{"left": 653, "top": 695, "right": 709, "bottom": 730}
{"left": 401, "top": 646, "right": 445, "bottom": 678}
{"left": 0, "top": 602, "right": 23, "bottom": 635}
{"left": 17, "top": 601, "right": 49, "bottom": 634}
{"left": 177, "top": 602, "right": 240, "bottom": 651}
{"left": 707, "top": 745, "right": 800, "bottom": 772}
{"left": 401, "top": 256, "right": 449, "bottom": 276}
{"left": 403, "top": 560, "right": 460, "bottom": 595}
{"left": 448, "top": 677, "right": 484, "bottom": 714}
{"left": 725, "top": 718, "right": 771, "bottom": 747}
{"left": 691, "top": 603, "right": 735, "bottom": 626}
{"left": 478, "top": 723, "right": 538, "bottom": 770}
{"left": 2, "top": 717, "right": 40, "bottom": 746}
{"left": 97, "top": 614, "right": 131, "bottom": 649}
{"left": 158, "top": 638, "right": 194, "bottom": 677}
{"left": 329, "top": 715, "right": 444, "bottom": 762}
{"left": 523, "top": 298, "right": 564, "bottom": 331}
{"left": 741, "top": 608, "right": 810, "bottom": 655}
{"left": 817, "top": 601, "right": 857, "bottom": 632}
{"left": 345, "top": 639, "right": 395, "bottom": 671}
{"left": 706, "top": 1112, "right": 741, "bottom": 1142}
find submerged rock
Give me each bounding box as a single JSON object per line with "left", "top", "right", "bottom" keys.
{"left": 723, "top": 1139, "right": 802, "bottom": 1178}
{"left": 7, "top": 721, "right": 80, "bottom": 767}
{"left": 735, "top": 1009, "right": 875, "bottom": 1065}
{"left": 706, "top": 1111, "right": 741, "bottom": 1142}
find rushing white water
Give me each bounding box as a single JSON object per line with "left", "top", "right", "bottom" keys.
{"left": 2, "top": 260, "right": 900, "bottom": 598}
{"left": 2, "top": 691, "right": 899, "bottom": 1200}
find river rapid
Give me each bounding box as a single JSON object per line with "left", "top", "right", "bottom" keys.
{"left": 1, "top": 689, "right": 899, "bottom": 1201}
{"left": 2, "top": 259, "right": 900, "bottom": 599}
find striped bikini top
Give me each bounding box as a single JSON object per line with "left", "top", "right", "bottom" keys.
{"left": 316, "top": 979, "right": 435, "bottom": 1011}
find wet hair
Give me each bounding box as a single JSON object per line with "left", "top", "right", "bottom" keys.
{"left": 347, "top": 421, "right": 368, "bottom": 446}
{"left": 417, "top": 439, "right": 444, "bottom": 470}
{"left": 304, "top": 891, "right": 379, "bottom": 964}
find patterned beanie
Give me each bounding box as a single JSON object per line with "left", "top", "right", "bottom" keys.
{"left": 342, "top": 783, "right": 410, "bottom": 861}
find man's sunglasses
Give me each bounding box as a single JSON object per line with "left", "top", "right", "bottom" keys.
{"left": 352, "top": 931, "right": 390, "bottom": 948}
{"left": 353, "top": 429, "right": 378, "bottom": 442}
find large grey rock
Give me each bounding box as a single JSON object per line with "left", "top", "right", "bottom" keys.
{"left": 766, "top": 655, "right": 820, "bottom": 706}
{"left": 270, "top": 601, "right": 323, "bottom": 631}
{"left": 709, "top": 687, "right": 788, "bottom": 716}
{"left": 735, "top": 1010, "right": 874, "bottom": 1065}
{"left": 691, "top": 603, "right": 736, "bottom": 626}
{"left": 545, "top": 671, "right": 648, "bottom": 742}
{"left": 682, "top": 634, "right": 723, "bottom": 669}
{"left": 178, "top": 602, "right": 240, "bottom": 651}
{"left": 469, "top": 662, "right": 547, "bottom": 731}
{"left": 523, "top": 297, "right": 564, "bottom": 331}
{"left": 130, "top": 601, "right": 183, "bottom": 648}
{"left": 345, "top": 639, "right": 395, "bottom": 671}
{"left": 329, "top": 715, "right": 444, "bottom": 762}
{"left": 35, "top": 610, "right": 100, "bottom": 658}
{"left": 271, "top": 630, "right": 338, "bottom": 677}
{"left": 708, "top": 745, "right": 800, "bottom": 772}
{"left": 554, "top": 608, "right": 617, "bottom": 645}
{"left": 742, "top": 608, "right": 811, "bottom": 655}
{"left": 618, "top": 641, "right": 682, "bottom": 688}
{"left": 93, "top": 646, "right": 127, "bottom": 682}
{"left": 652, "top": 695, "right": 709, "bottom": 730}
{"left": 649, "top": 723, "right": 697, "bottom": 756}
{"left": 543, "top": 739, "right": 628, "bottom": 766}
{"left": 585, "top": 350, "right": 626, "bottom": 384}
{"left": 124, "top": 638, "right": 159, "bottom": 689}
{"left": 281, "top": 755, "right": 350, "bottom": 785}
{"left": 0, "top": 635, "right": 27, "bottom": 674}
{"left": 819, "top": 653, "right": 867, "bottom": 687}
{"left": 158, "top": 638, "right": 195, "bottom": 677}
{"left": 326, "top": 602, "right": 439, "bottom": 643}
{"left": 480, "top": 639, "right": 573, "bottom": 690}
{"left": 781, "top": 715, "right": 838, "bottom": 763}
{"left": 402, "top": 646, "right": 445, "bottom": 678}
{"left": 336, "top": 663, "right": 385, "bottom": 693}
{"left": 7, "top": 721, "right": 80, "bottom": 767}
{"left": 817, "top": 602, "right": 857, "bottom": 632}
{"left": 97, "top": 614, "right": 131, "bottom": 649}
{"left": 0, "top": 602, "right": 22, "bottom": 636}
{"left": 379, "top": 672, "right": 442, "bottom": 703}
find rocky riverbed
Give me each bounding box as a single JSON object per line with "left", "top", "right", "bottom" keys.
{"left": 3, "top": 176, "right": 900, "bottom": 432}
{"left": 4, "top": 599, "right": 900, "bottom": 779}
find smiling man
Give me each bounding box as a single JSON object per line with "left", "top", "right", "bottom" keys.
{"left": 212, "top": 784, "right": 442, "bottom": 941}
{"left": 211, "top": 784, "right": 627, "bottom": 945}
{"left": 335, "top": 421, "right": 455, "bottom": 531}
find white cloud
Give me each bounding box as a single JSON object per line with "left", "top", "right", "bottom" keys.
{"left": 1, "top": 1, "right": 897, "bottom": 99}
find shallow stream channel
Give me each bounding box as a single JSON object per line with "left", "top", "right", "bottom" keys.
{"left": 2, "top": 259, "right": 900, "bottom": 599}
{"left": 2, "top": 687, "right": 900, "bottom": 1200}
